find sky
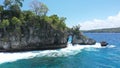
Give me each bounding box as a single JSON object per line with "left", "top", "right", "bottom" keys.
{"left": 1, "top": 0, "right": 120, "bottom": 30}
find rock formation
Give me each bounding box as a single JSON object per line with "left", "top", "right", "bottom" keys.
{"left": 100, "top": 41, "right": 108, "bottom": 46}
{"left": 72, "top": 33, "right": 96, "bottom": 45}
{"left": 0, "top": 21, "right": 67, "bottom": 52}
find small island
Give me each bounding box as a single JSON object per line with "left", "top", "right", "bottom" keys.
{"left": 0, "top": 0, "right": 96, "bottom": 52}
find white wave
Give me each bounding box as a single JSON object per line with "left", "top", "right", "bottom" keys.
{"left": 0, "top": 52, "right": 38, "bottom": 64}
{"left": 0, "top": 43, "right": 115, "bottom": 64}
{"left": 106, "top": 45, "right": 116, "bottom": 48}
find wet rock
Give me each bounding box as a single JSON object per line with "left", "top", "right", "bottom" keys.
{"left": 100, "top": 41, "right": 108, "bottom": 46}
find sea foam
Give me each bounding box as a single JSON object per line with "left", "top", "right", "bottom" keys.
{"left": 0, "top": 43, "right": 115, "bottom": 64}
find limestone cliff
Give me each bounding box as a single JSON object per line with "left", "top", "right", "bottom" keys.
{"left": 0, "top": 21, "right": 67, "bottom": 52}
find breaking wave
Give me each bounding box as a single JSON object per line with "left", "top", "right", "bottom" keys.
{"left": 0, "top": 43, "right": 115, "bottom": 64}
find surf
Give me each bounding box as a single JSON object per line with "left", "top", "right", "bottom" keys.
{"left": 0, "top": 43, "right": 115, "bottom": 64}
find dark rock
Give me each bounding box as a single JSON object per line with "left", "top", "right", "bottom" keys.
{"left": 100, "top": 41, "right": 108, "bottom": 46}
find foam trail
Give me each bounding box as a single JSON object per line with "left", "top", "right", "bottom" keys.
{"left": 107, "top": 45, "right": 116, "bottom": 48}
{"left": 0, "top": 43, "right": 115, "bottom": 64}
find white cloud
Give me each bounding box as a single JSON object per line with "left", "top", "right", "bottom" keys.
{"left": 80, "top": 12, "right": 120, "bottom": 30}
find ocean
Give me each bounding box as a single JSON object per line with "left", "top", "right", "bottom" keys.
{"left": 0, "top": 33, "right": 120, "bottom": 68}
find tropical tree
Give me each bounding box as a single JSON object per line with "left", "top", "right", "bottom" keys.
{"left": 11, "top": 17, "right": 21, "bottom": 31}
{"left": 59, "top": 17, "right": 67, "bottom": 29}
{"left": 0, "top": 5, "right": 4, "bottom": 21}
{"left": 3, "top": 0, "right": 11, "bottom": 9}
{"left": 9, "top": 4, "right": 21, "bottom": 11}
{"left": 49, "top": 15, "right": 59, "bottom": 25}
{"left": 22, "top": 10, "right": 35, "bottom": 21}
{"left": 49, "top": 15, "right": 67, "bottom": 31}
{"left": 30, "top": 0, "right": 48, "bottom": 16}
{"left": 0, "top": 5, "right": 4, "bottom": 12}
{"left": 11, "top": 17, "right": 22, "bottom": 41}
{"left": 0, "top": 19, "right": 9, "bottom": 28}
{"left": 11, "top": 17, "right": 22, "bottom": 27}
{"left": 0, "top": 19, "right": 9, "bottom": 35}
{"left": 72, "top": 25, "right": 81, "bottom": 35}
{"left": 4, "top": 0, "right": 24, "bottom": 10}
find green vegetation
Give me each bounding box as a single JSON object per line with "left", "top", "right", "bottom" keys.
{"left": 72, "top": 25, "right": 81, "bottom": 35}
{"left": 68, "top": 25, "right": 82, "bottom": 36}
{"left": 0, "top": 0, "right": 88, "bottom": 51}
{"left": 0, "top": 0, "right": 68, "bottom": 38}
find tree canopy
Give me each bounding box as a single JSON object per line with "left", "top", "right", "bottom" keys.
{"left": 0, "top": 0, "right": 68, "bottom": 36}
{"left": 30, "top": 0, "right": 48, "bottom": 16}
{"left": 4, "top": 0, "right": 24, "bottom": 10}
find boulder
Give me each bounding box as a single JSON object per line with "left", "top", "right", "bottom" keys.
{"left": 100, "top": 41, "right": 108, "bottom": 46}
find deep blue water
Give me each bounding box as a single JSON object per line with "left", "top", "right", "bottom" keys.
{"left": 0, "top": 33, "right": 120, "bottom": 68}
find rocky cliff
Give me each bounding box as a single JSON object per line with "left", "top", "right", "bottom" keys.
{"left": 0, "top": 21, "right": 67, "bottom": 52}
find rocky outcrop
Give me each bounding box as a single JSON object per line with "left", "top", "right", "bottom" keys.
{"left": 100, "top": 41, "right": 108, "bottom": 46}
{"left": 0, "top": 33, "right": 67, "bottom": 52}
{"left": 72, "top": 34, "right": 96, "bottom": 45}
{"left": 0, "top": 22, "right": 67, "bottom": 52}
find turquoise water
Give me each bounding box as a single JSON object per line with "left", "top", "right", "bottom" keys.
{"left": 0, "top": 33, "right": 120, "bottom": 68}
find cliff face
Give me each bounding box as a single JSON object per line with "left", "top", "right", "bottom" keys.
{"left": 0, "top": 21, "right": 67, "bottom": 52}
